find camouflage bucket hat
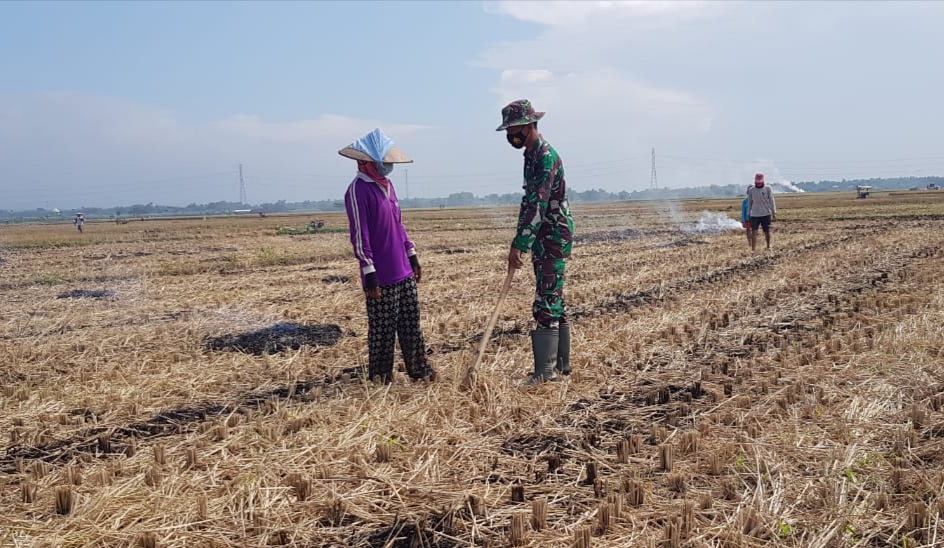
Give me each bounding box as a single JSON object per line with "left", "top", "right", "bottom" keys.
{"left": 496, "top": 99, "right": 545, "bottom": 131}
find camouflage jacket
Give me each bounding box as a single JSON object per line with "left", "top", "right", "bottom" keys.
{"left": 512, "top": 136, "right": 574, "bottom": 259}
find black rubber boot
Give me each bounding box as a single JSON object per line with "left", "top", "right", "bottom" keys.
{"left": 556, "top": 322, "right": 571, "bottom": 376}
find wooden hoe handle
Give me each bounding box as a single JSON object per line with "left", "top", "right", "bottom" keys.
{"left": 462, "top": 268, "right": 515, "bottom": 388}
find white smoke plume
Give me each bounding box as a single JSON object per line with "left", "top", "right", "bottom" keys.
{"left": 772, "top": 178, "right": 805, "bottom": 193}
{"left": 683, "top": 211, "right": 744, "bottom": 234}
{"left": 658, "top": 198, "right": 687, "bottom": 227}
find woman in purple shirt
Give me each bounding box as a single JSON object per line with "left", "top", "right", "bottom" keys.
{"left": 341, "top": 129, "right": 436, "bottom": 384}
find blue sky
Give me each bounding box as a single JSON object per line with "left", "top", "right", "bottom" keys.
{"left": 2, "top": 1, "right": 943, "bottom": 210}
{"left": 0, "top": 2, "right": 517, "bottom": 124}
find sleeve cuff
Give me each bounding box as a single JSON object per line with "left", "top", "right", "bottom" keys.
{"left": 511, "top": 239, "right": 530, "bottom": 253}
{"left": 365, "top": 272, "right": 379, "bottom": 289}
{"left": 361, "top": 264, "right": 376, "bottom": 275}
{"left": 407, "top": 247, "right": 417, "bottom": 257}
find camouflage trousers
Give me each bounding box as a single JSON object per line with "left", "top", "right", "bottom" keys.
{"left": 532, "top": 258, "right": 567, "bottom": 328}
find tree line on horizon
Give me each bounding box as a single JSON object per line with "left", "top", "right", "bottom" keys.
{"left": 2, "top": 176, "right": 941, "bottom": 222}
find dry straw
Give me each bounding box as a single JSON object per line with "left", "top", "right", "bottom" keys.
{"left": 3, "top": 201, "right": 944, "bottom": 547}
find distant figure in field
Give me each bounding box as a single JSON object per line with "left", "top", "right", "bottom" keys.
{"left": 740, "top": 196, "right": 752, "bottom": 248}
{"left": 341, "top": 128, "right": 437, "bottom": 384}
{"left": 74, "top": 213, "right": 85, "bottom": 233}
{"left": 747, "top": 173, "right": 776, "bottom": 252}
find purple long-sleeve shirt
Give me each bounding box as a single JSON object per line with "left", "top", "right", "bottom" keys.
{"left": 344, "top": 172, "right": 417, "bottom": 289}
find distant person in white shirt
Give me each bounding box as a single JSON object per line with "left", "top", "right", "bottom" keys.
{"left": 74, "top": 213, "right": 85, "bottom": 233}
{"left": 746, "top": 173, "right": 776, "bottom": 252}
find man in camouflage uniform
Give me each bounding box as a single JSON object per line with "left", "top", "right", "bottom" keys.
{"left": 497, "top": 99, "right": 575, "bottom": 386}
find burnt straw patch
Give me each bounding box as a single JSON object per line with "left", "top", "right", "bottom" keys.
{"left": 2, "top": 403, "right": 234, "bottom": 471}
{"left": 57, "top": 289, "right": 115, "bottom": 299}
{"left": 431, "top": 322, "right": 527, "bottom": 353}
{"left": 0, "top": 377, "right": 357, "bottom": 473}
{"left": 364, "top": 513, "right": 463, "bottom": 548}
{"left": 204, "top": 322, "right": 343, "bottom": 355}
{"left": 501, "top": 432, "right": 576, "bottom": 459}
{"left": 321, "top": 274, "right": 351, "bottom": 284}
{"left": 469, "top": 322, "right": 527, "bottom": 344}
{"left": 653, "top": 237, "right": 707, "bottom": 249}
{"left": 576, "top": 228, "right": 649, "bottom": 244}
{"left": 435, "top": 248, "right": 474, "bottom": 255}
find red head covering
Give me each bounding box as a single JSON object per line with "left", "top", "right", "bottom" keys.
{"left": 754, "top": 173, "right": 765, "bottom": 188}
{"left": 357, "top": 160, "right": 390, "bottom": 191}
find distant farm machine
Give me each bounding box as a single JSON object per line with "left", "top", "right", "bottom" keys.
{"left": 277, "top": 220, "right": 326, "bottom": 235}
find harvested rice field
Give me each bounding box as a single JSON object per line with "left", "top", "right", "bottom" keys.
{"left": 2, "top": 190, "right": 944, "bottom": 548}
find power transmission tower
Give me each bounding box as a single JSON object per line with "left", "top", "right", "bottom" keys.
{"left": 650, "top": 147, "right": 658, "bottom": 189}
{"left": 238, "top": 164, "right": 248, "bottom": 204}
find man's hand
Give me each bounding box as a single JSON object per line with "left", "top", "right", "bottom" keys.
{"left": 366, "top": 287, "right": 382, "bottom": 300}
{"left": 508, "top": 247, "right": 525, "bottom": 271}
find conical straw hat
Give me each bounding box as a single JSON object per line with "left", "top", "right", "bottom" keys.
{"left": 338, "top": 144, "right": 412, "bottom": 164}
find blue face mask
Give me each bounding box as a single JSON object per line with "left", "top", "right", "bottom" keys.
{"left": 378, "top": 162, "right": 394, "bottom": 176}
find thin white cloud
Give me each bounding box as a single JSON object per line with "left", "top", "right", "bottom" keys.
{"left": 474, "top": 1, "right": 729, "bottom": 72}
{"left": 0, "top": 92, "right": 430, "bottom": 209}
{"left": 0, "top": 91, "right": 427, "bottom": 149}
{"left": 486, "top": 67, "right": 716, "bottom": 194}
{"left": 483, "top": 0, "right": 709, "bottom": 27}
{"left": 496, "top": 68, "right": 708, "bottom": 109}
{"left": 211, "top": 113, "right": 429, "bottom": 145}
{"left": 478, "top": 0, "right": 776, "bottom": 191}
{"left": 493, "top": 68, "right": 713, "bottom": 139}
{"left": 480, "top": 1, "right": 717, "bottom": 144}
{"left": 0, "top": 92, "right": 184, "bottom": 147}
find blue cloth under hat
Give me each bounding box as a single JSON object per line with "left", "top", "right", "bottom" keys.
{"left": 348, "top": 128, "right": 394, "bottom": 168}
